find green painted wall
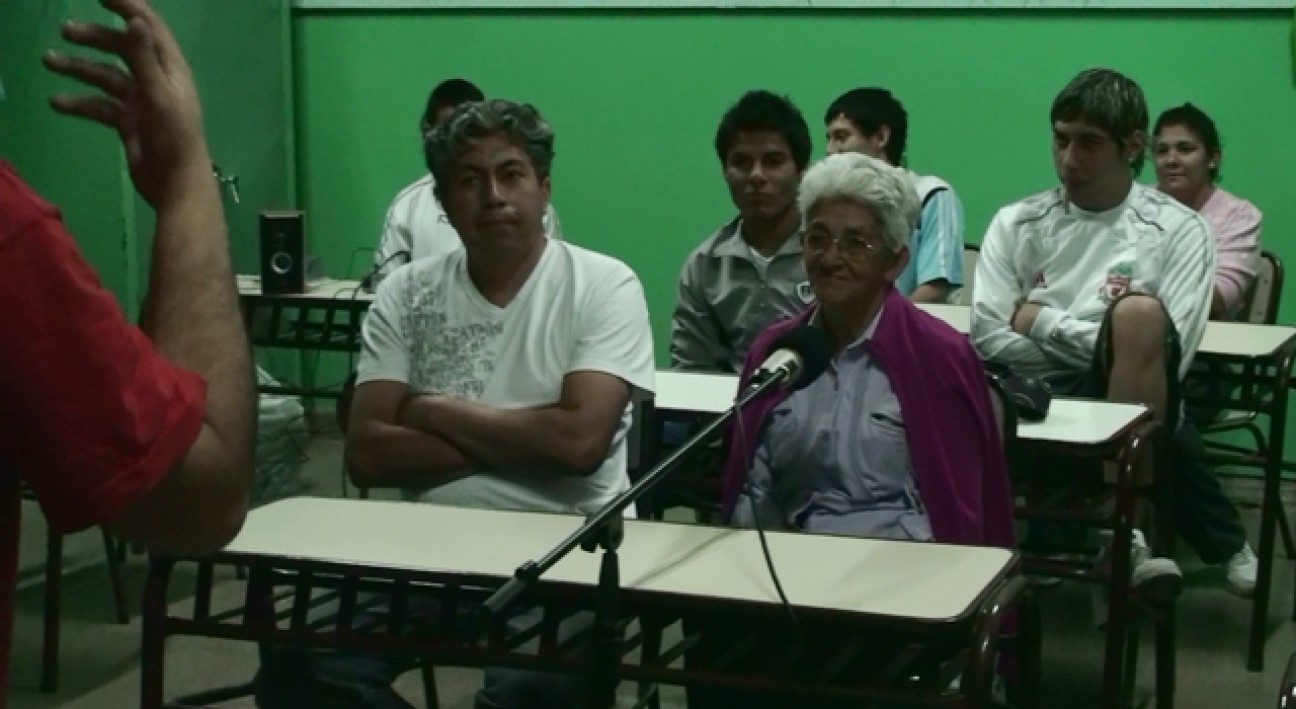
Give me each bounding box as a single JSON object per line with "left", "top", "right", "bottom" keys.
{"left": 294, "top": 9, "right": 1296, "bottom": 364}
{"left": 1, "top": 1, "right": 293, "bottom": 317}
{"left": 10, "top": 7, "right": 1295, "bottom": 368}
{"left": 0, "top": 0, "right": 134, "bottom": 309}
{"left": 7, "top": 7, "right": 1296, "bottom": 419}
{"left": 0, "top": 1, "right": 301, "bottom": 382}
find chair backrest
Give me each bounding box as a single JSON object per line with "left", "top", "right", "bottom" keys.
{"left": 337, "top": 372, "right": 358, "bottom": 434}
{"left": 1243, "top": 250, "right": 1284, "bottom": 325}
{"left": 957, "top": 244, "right": 981, "bottom": 305}
{"left": 984, "top": 369, "right": 1019, "bottom": 478}
{"left": 627, "top": 397, "right": 645, "bottom": 474}
{"left": 337, "top": 373, "right": 369, "bottom": 499}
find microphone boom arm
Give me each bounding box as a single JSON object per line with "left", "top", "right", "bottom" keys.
{"left": 479, "top": 367, "right": 789, "bottom": 619}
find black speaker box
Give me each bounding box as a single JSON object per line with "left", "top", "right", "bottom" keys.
{"left": 259, "top": 210, "right": 306, "bottom": 295}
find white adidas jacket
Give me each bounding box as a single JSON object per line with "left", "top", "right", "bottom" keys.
{"left": 970, "top": 183, "right": 1215, "bottom": 380}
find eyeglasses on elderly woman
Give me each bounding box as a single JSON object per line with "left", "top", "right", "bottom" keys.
{"left": 801, "top": 230, "right": 885, "bottom": 261}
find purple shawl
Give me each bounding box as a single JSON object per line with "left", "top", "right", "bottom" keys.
{"left": 720, "top": 286, "right": 1016, "bottom": 549}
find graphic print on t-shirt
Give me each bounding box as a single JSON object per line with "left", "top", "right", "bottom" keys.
{"left": 1098, "top": 261, "right": 1135, "bottom": 304}
{"left": 404, "top": 283, "right": 503, "bottom": 399}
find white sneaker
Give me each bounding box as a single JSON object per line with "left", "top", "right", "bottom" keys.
{"left": 1224, "top": 543, "right": 1258, "bottom": 598}
{"left": 1129, "top": 530, "right": 1183, "bottom": 605}
{"left": 1091, "top": 530, "right": 1182, "bottom": 628}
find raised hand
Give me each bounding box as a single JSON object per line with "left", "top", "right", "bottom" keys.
{"left": 42, "top": 0, "right": 211, "bottom": 208}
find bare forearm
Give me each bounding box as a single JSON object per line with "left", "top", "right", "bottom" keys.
{"left": 139, "top": 160, "right": 254, "bottom": 473}
{"left": 414, "top": 399, "right": 605, "bottom": 475}
{"left": 347, "top": 423, "right": 475, "bottom": 489}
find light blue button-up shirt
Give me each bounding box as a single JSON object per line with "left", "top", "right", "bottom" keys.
{"left": 731, "top": 307, "right": 932, "bottom": 540}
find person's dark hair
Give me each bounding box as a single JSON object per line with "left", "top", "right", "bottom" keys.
{"left": 1154, "top": 103, "right": 1223, "bottom": 181}
{"left": 424, "top": 99, "right": 554, "bottom": 201}
{"left": 421, "top": 78, "right": 484, "bottom": 129}
{"left": 1050, "top": 68, "right": 1149, "bottom": 174}
{"left": 714, "top": 90, "right": 812, "bottom": 171}
{"left": 823, "top": 87, "right": 908, "bottom": 166}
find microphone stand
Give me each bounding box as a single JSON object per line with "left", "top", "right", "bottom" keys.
{"left": 478, "top": 369, "right": 791, "bottom": 708}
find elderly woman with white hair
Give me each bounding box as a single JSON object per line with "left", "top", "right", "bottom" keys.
{"left": 722, "top": 153, "right": 1014, "bottom": 547}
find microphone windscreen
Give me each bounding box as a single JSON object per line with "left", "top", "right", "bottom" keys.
{"left": 769, "top": 325, "right": 832, "bottom": 390}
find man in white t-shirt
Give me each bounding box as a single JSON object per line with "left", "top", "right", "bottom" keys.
{"left": 257, "top": 99, "right": 654, "bottom": 709}
{"left": 972, "top": 68, "right": 1221, "bottom": 610}
{"left": 371, "top": 78, "right": 563, "bottom": 286}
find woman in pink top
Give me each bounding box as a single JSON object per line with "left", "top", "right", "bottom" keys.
{"left": 1153, "top": 103, "right": 1263, "bottom": 320}
{"left": 1153, "top": 103, "right": 1261, "bottom": 597}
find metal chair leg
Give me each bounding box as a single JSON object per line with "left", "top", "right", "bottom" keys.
{"left": 1278, "top": 503, "right": 1296, "bottom": 560}
{"left": 1151, "top": 419, "right": 1177, "bottom": 708}
{"left": 1252, "top": 346, "right": 1294, "bottom": 671}
{"left": 142, "top": 557, "right": 176, "bottom": 709}
{"left": 102, "top": 529, "right": 131, "bottom": 624}
{"left": 1019, "top": 587, "right": 1043, "bottom": 709}
{"left": 420, "top": 663, "right": 440, "bottom": 709}
{"left": 1101, "top": 497, "right": 1136, "bottom": 705}
{"left": 637, "top": 615, "right": 664, "bottom": 709}
{"left": 1121, "top": 618, "right": 1140, "bottom": 708}
{"left": 40, "top": 529, "right": 63, "bottom": 693}
{"left": 1252, "top": 430, "right": 1284, "bottom": 671}
{"left": 1155, "top": 602, "right": 1177, "bottom": 709}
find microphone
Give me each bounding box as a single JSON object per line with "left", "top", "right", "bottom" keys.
{"left": 749, "top": 325, "right": 832, "bottom": 392}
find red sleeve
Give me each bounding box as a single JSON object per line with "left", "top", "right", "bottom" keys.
{"left": 0, "top": 164, "right": 206, "bottom": 534}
